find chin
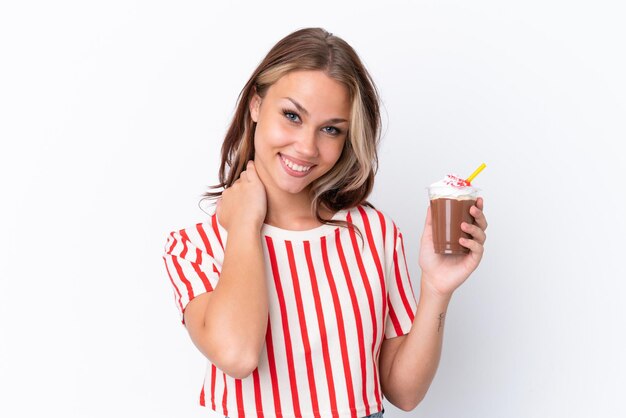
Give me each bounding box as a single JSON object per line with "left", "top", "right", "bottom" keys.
{"left": 272, "top": 174, "right": 315, "bottom": 194}
{"left": 278, "top": 183, "right": 312, "bottom": 195}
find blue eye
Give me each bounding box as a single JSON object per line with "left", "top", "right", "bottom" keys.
{"left": 323, "top": 126, "right": 341, "bottom": 136}
{"left": 282, "top": 109, "right": 300, "bottom": 122}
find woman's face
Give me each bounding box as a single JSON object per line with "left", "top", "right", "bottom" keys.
{"left": 249, "top": 70, "right": 351, "bottom": 200}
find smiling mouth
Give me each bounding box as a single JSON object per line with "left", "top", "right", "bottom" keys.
{"left": 279, "top": 153, "right": 315, "bottom": 173}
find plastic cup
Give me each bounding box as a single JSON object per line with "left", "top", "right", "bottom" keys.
{"left": 428, "top": 185, "right": 480, "bottom": 255}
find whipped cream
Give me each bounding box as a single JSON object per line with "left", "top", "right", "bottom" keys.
{"left": 428, "top": 174, "right": 480, "bottom": 199}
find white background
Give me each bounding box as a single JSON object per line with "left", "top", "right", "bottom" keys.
{"left": 1, "top": 1, "right": 625, "bottom": 417}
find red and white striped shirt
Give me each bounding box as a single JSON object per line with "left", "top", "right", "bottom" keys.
{"left": 163, "top": 204, "right": 417, "bottom": 418}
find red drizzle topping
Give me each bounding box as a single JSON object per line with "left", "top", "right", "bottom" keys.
{"left": 443, "top": 174, "right": 470, "bottom": 188}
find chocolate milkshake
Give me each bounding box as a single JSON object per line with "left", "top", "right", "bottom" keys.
{"left": 428, "top": 174, "right": 480, "bottom": 255}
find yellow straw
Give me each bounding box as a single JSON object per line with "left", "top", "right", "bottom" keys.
{"left": 465, "top": 163, "right": 487, "bottom": 184}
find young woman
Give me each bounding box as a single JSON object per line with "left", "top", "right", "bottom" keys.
{"left": 163, "top": 27, "right": 488, "bottom": 418}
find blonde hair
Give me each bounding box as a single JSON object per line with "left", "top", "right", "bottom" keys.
{"left": 202, "top": 27, "right": 382, "bottom": 234}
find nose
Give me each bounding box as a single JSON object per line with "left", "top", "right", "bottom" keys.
{"left": 293, "top": 128, "right": 319, "bottom": 158}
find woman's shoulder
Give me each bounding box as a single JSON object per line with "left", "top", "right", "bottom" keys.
{"left": 347, "top": 203, "right": 399, "bottom": 227}
{"left": 344, "top": 203, "right": 401, "bottom": 245}
{"left": 163, "top": 211, "right": 226, "bottom": 258}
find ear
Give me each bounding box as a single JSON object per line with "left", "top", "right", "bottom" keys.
{"left": 249, "top": 93, "right": 262, "bottom": 123}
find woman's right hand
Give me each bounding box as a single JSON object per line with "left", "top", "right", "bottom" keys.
{"left": 216, "top": 160, "right": 267, "bottom": 231}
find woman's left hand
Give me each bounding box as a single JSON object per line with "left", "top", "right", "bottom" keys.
{"left": 418, "top": 197, "right": 488, "bottom": 297}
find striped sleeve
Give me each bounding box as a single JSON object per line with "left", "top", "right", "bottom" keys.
{"left": 162, "top": 227, "right": 221, "bottom": 325}
{"left": 384, "top": 227, "right": 418, "bottom": 339}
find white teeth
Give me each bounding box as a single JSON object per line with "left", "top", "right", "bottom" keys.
{"left": 281, "top": 156, "right": 312, "bottom": 172}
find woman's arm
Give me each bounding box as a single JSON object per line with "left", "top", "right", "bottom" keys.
{"left": 184, "top": 220, "right": 268, "bottom": 379}
{"left": 184, "top": 161, "right": 269, "bottom": 379}
{"left": 380, "top": 198, "right": 488, "bottom": 409}
{"left": 378, "top": 280, "right": 451, "bottom": 410}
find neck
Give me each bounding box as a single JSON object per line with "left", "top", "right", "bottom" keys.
{"left": 264, "top": 189, "right": 333, "bottom": 230}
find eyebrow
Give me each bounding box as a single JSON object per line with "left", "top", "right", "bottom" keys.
{"left": 283, "top": 97, "right": 349, "bottom": 124}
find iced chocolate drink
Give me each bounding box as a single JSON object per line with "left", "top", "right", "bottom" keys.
{"left": 428, "top": 174, "right": 480, "bottom": 255}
